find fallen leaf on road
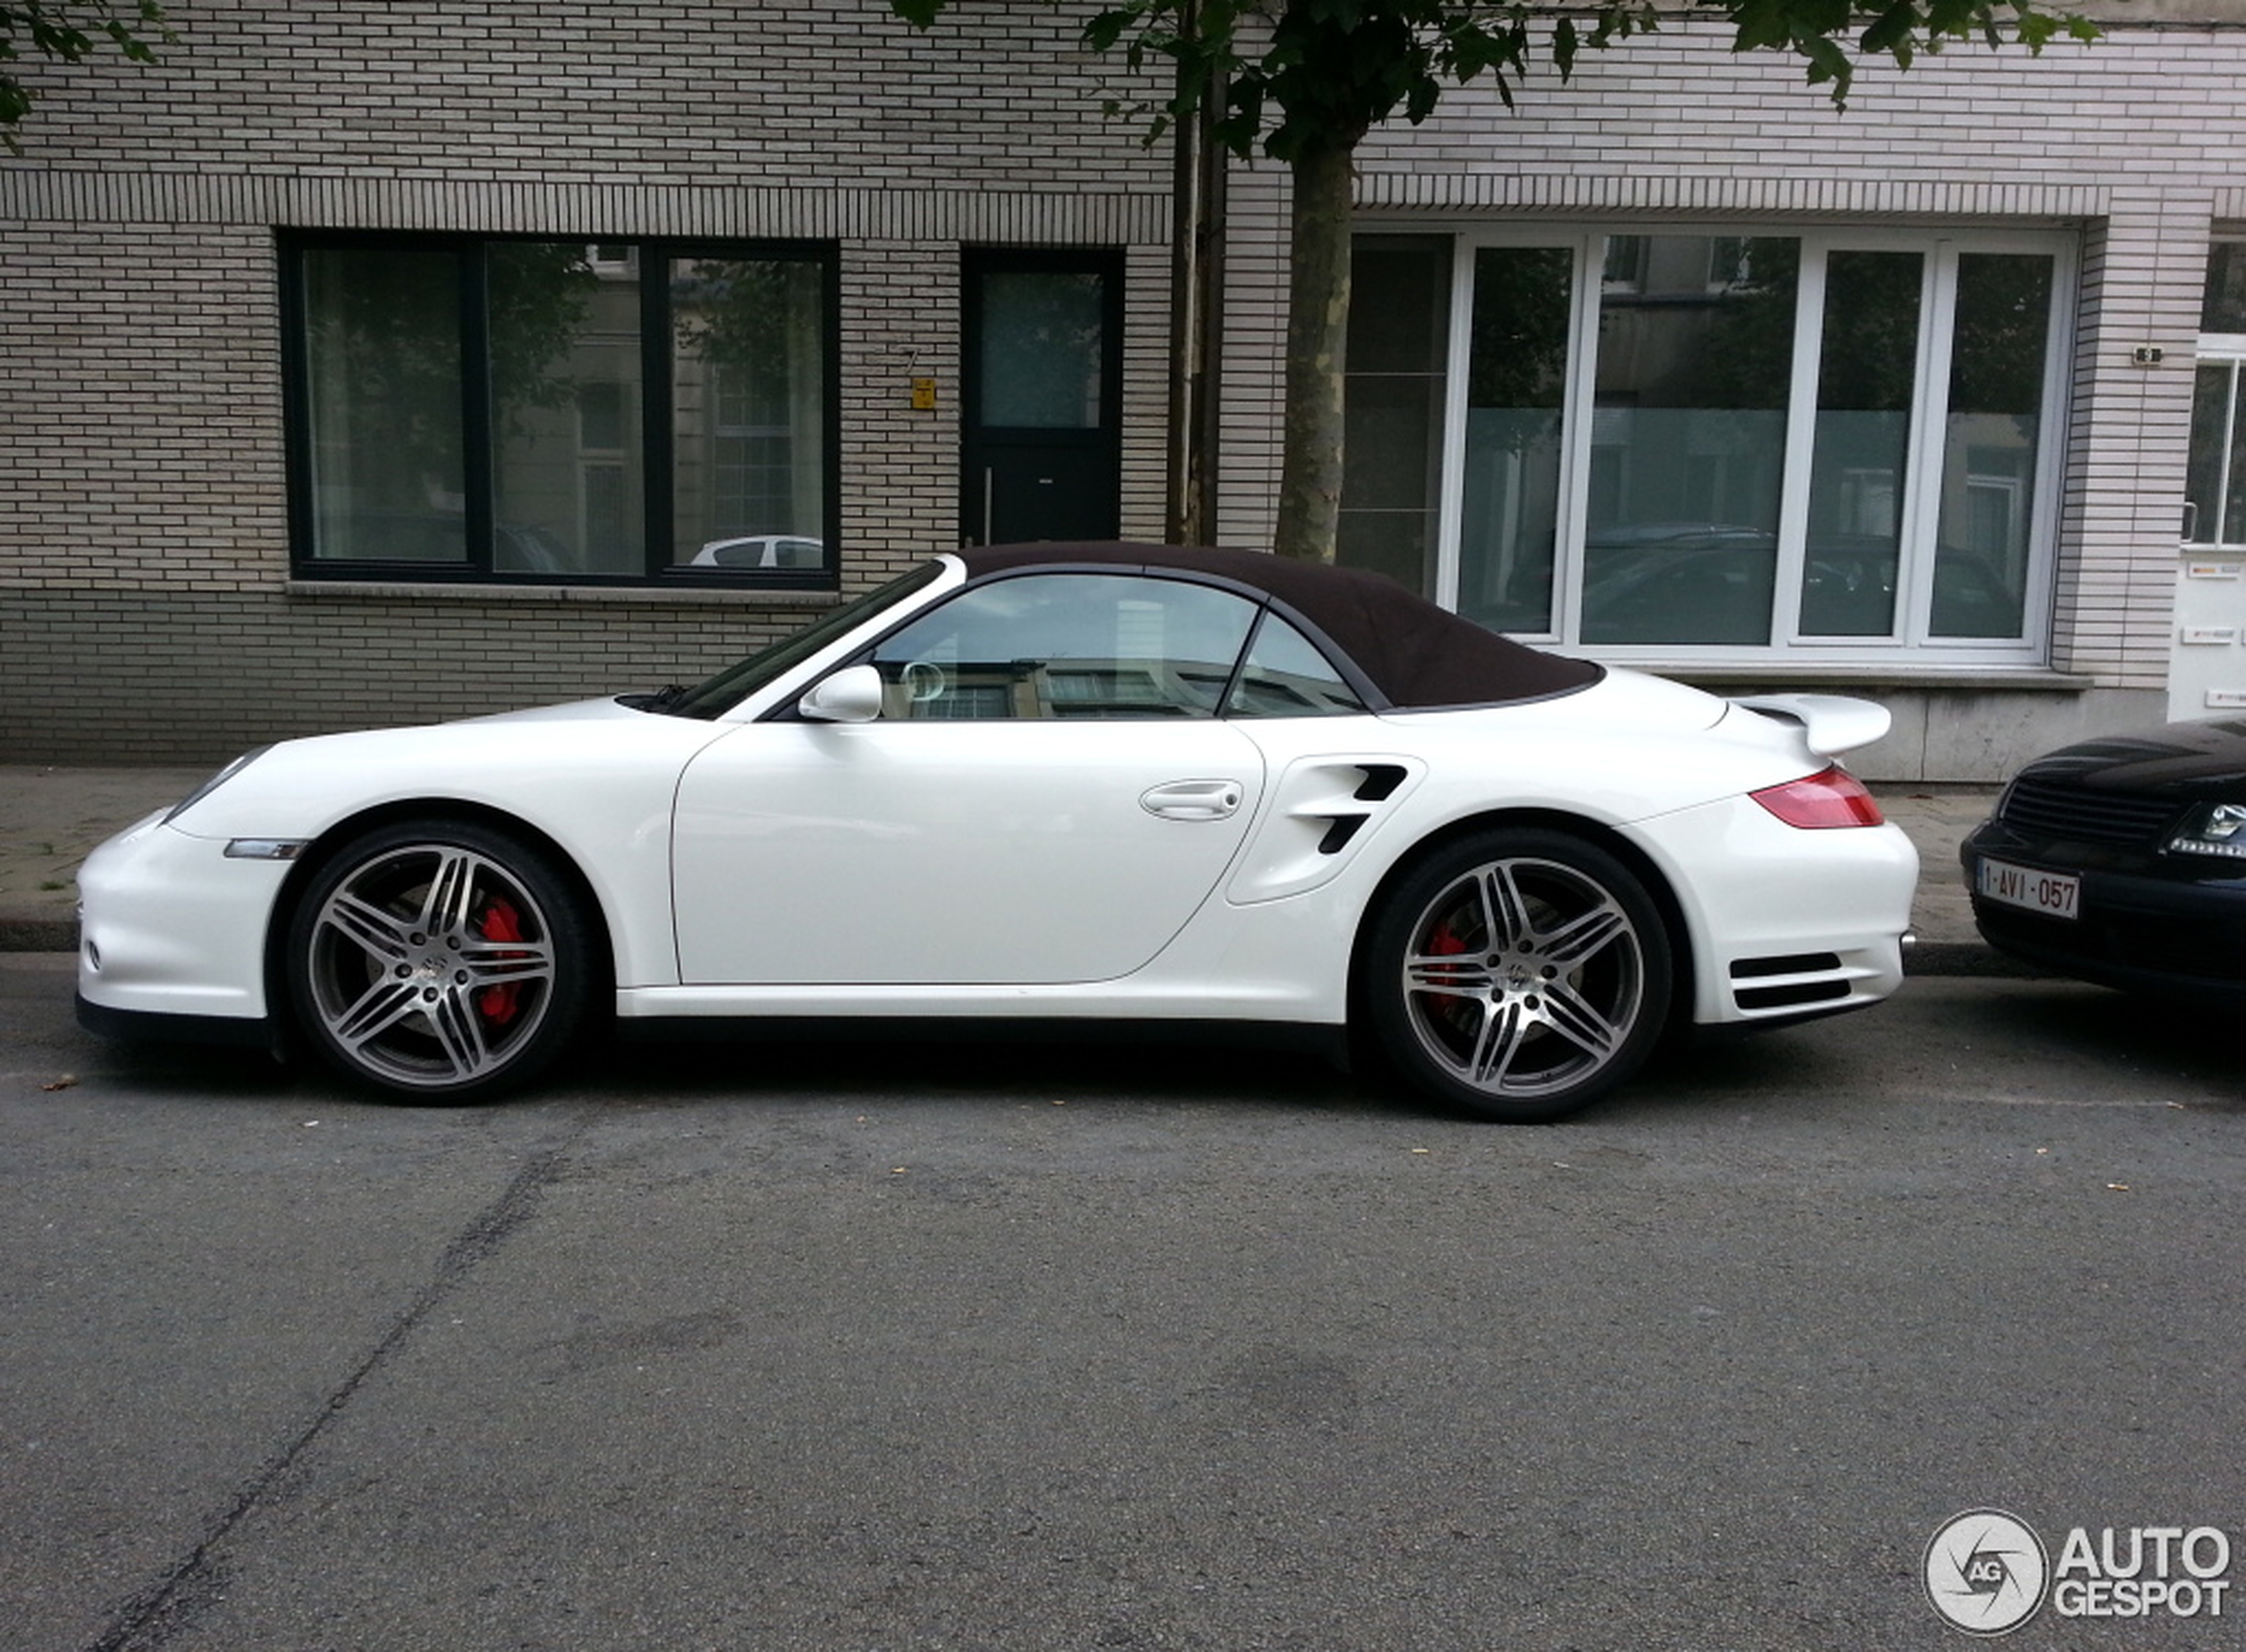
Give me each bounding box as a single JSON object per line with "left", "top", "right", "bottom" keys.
{"left": 41, "top": 1075, "right": 76, "bottom": 1092}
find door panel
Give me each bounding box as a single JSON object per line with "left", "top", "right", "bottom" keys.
{"left": 970, "top": 440, "right": 1118, "bottom": 547}
{"left": 672, "top": 720, "right": 1265, "bottom": 985}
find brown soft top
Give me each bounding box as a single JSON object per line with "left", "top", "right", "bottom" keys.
{"left": 956, "top": 542, "right": 1602, "bottom": 711}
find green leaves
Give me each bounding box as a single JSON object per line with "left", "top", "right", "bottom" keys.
{"left": 1732, "top": 0, "right": 2105, "bottom": 104}
{"left": 1, "top": 0, "right": 173, "bottom": 151}
{"left": 893, "top": 0, "right": 2096, "bottom": 154}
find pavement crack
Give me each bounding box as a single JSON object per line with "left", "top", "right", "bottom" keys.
{"left": 80, "top": 1101, "right": 601, "bottom": 1652}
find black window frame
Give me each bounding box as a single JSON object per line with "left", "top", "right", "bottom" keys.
{"left": 279, "top": 229, "right": 842, "bottom": 591}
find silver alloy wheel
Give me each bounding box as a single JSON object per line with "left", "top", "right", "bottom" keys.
{"left": 1397, "top": 853, "right": 1647, "bottom": 1102}
{"left": 302, "top": 840, "right": 559, "bottom": 1091}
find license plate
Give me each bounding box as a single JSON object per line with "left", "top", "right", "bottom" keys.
{"left": 1976, "top": 857, "right": 2081, "bottom": 921}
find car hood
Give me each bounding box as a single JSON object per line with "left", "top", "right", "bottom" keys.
{"left": 2014, "top": 717, "right": 2246, "bottom": 798}
{"left": 455, "top": 695, "right": 658, "bottom": 727}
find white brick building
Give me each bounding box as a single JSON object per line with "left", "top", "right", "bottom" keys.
{"left": 4, "top": 0, "right": 2244, "bottom": 778}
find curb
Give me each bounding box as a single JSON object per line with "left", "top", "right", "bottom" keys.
{"left": 0, "top": 919, "right": 76, "bottom": 954}
{"left": 1904, "top": 940, "right": 2044, "bottom": 980}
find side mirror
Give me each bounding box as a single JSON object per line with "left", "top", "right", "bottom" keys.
{"left": 798, "top": 663, "right": 884, "bottom": 723}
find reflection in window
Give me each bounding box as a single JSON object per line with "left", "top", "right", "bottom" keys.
{"left": 870, "top": 574, "right": 1258, "bottom": 720}
{"left": 2187, "top": 244, "right": 2246, "bottom": 548}
{"left": 1581, "top": 235, "right": 1798, "bottom": 646}
{"left": 1226, "top": 615, "right": 1365, "bottom": 716}
{"left": 488, "top": 241, "right": 630, "bottom": 577}
{"left": 1458, "top": 245, "right": 1572, "bottom": 634}
{"left": 1601, "top": 236, "right": 1648, "bottom": 293}
{"left": 2203, "top": 241, "right": 2246, "bottom": 334}
{"left": 1931, "top": 254, "right": 2049, "bottom": 638}
{"left": 1802, "top": 250, "right": 1922, "bottom": 637}
{"left": 1339, "top": 238, "right": 1450, "bottom": 595}
{"left": 302, "top": 246, "right": 467, "bottom": 563}
{"left": 577, "top": 382, "right": 632, "bottom": 571}
{"left": 671, "top": 257, "right": 829, "bottom": 570}
{"left": 2186, "top": 361, "right": 2246, "bottom": 547}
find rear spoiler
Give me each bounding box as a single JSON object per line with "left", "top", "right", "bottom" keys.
{"left": 1728, "top": 692, "right": 1891, "bottom": 758}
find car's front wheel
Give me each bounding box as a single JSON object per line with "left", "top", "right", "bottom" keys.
{"left": 285, "top": 820, "right": 594, "bottom": 1101}
{"left": 1366, "top": 829, "right": 1672, "bottom": 1123}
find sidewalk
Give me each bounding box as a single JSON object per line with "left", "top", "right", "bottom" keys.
{"left": 0, "top": 765, "right": 210, "bottom": 952}
{"left": 0, "top": 762, "right": 2003, "bottom": 967}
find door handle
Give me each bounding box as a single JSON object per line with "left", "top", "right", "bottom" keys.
{"left": 1141, "top": 778, "right": 1246, "bottom": 821}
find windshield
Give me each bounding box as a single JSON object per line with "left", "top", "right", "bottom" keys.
{"left": 659, "top": 560, "right": 948, "bottom": 720}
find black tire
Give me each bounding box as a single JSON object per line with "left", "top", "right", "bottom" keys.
{"left": 284, "top": 819, "right": 595, "bottom": 1102}
{"left": 1364, "top": 828, "right": 1672, "bottom": 1123}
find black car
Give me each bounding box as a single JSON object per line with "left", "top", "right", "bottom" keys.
{"left": 1960, "top": 718, "right": 2246, "bottom": 1002}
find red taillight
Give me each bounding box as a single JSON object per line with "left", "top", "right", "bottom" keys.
{"left": 1749, "top": 765, "right": 1885, "bottom": 829}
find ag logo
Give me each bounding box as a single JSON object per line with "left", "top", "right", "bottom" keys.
{"left": 1925, "top": 1510, "right": 2051, "bottom": 1635}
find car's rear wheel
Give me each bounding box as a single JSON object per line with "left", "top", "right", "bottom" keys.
{"left": 1366, "top": 828, "right": 1672, "bottom": 1123}
{"left": 285, "top": 820, "right": 593, "bottom": 1101}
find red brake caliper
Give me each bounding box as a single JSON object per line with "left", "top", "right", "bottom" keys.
{"left": 1425, "top": 920, "right": 1467, "bottom": 1016}
{"left": 477, "top": 898, "right": 525, "bottom": 1027}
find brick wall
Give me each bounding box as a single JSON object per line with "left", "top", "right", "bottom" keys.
{"left": 6, "top": 0, "right": 1166, "bottom": 191}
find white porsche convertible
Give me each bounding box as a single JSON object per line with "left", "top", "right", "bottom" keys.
{"left": 77, "top": 544, "right": 1917, "bottom": 1121}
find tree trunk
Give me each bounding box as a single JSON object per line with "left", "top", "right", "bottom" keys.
{"left": 1272, "top": 140, "right": 1354, "bottom": 562}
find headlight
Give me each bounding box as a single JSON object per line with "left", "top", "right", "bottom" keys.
{"left": 2165, "top": 800, "right": 2246, "bottom": 859}
{"left": 164, "top": 746, "right": 270, "bottom": 824}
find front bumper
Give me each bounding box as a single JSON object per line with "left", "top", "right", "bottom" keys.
{"left": 1960, "top": 823, "right": 2246, "bottom": 1005}
{"left": 75, "top": 811, "right": 291, "bottom": 1029}
{"left": 75, "top": 990, "right": 279, "bottom": 1050}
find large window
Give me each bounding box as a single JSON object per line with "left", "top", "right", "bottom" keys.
{"left": 1342, "top": 227, "right": 2073, "bottom": 664}
{"left": 284, "top": 234, "right": 837, "bottom": 586}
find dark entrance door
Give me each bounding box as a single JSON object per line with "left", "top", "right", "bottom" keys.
{"left": 961, "top": 248, "right": 1123, "bottom": 546}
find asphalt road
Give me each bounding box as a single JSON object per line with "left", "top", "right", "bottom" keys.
{"left": 3, "top": 954, "right": 2240, "bottom": 1652}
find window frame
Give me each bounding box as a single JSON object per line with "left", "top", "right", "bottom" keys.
{"left": 279, "top": 229, "right": 842, "bottom": 591}
{"left": 2186, "top": 236, "right": 2246, "bottom": 550}
{"left": 1396, "top": 221, "right": 2076, "bottom": 668}
{"left": 2184, "top": 348, "right": 2246, "bottom": 548}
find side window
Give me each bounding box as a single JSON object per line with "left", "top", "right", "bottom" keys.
{"left": 1226, "top": 614, "right": 1367, "bottom": 717}
{"left": 869, "top": 573, "right": 1258, "bottom": 720}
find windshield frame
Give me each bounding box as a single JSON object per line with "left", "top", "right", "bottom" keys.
{"left": 658, "top": 560, "right": 950, "bottom": 720}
